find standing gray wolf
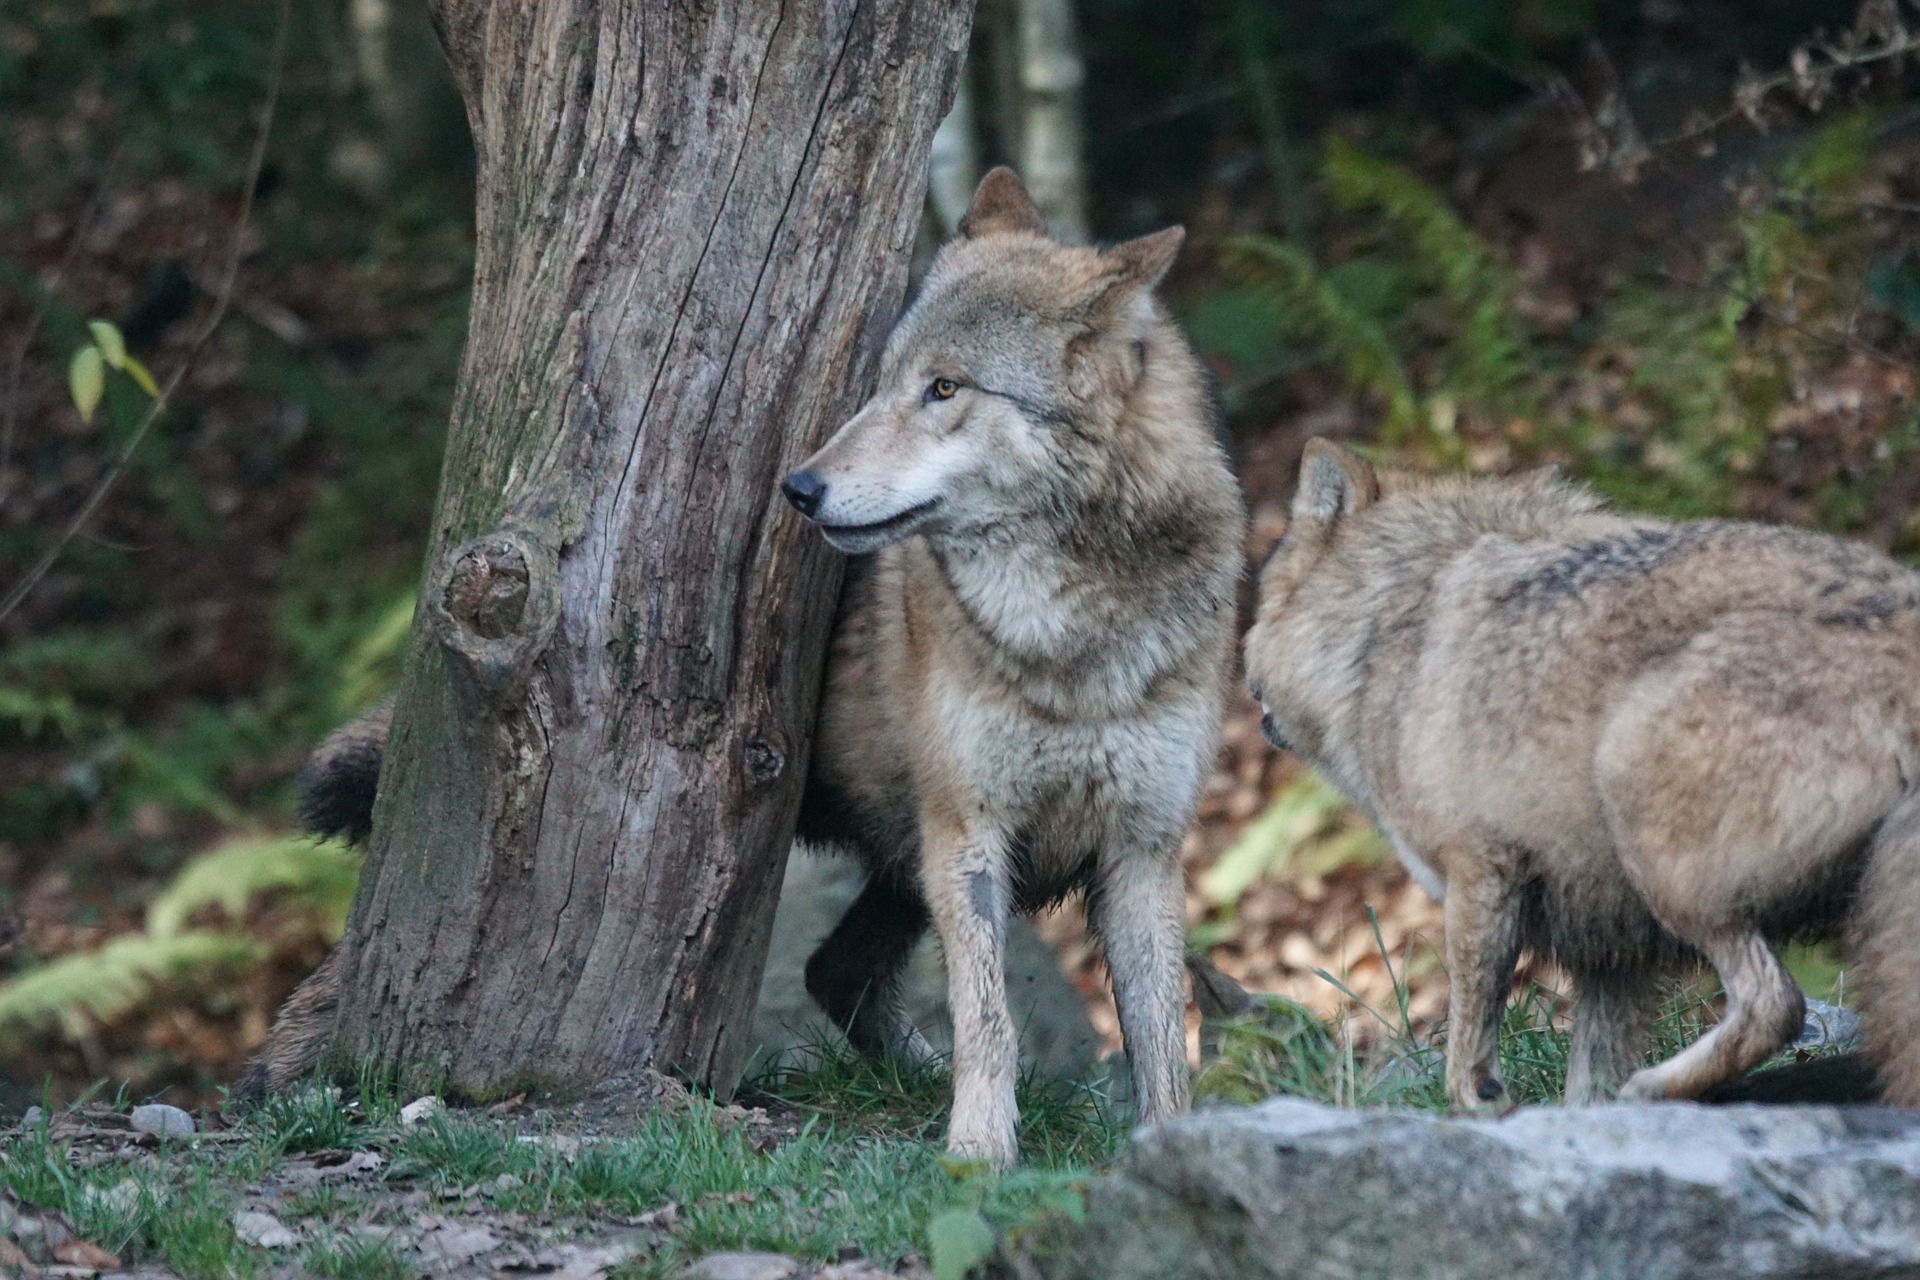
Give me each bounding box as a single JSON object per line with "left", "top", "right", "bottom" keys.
{"left": 780, "top": 168, "right": 1244, "bottom": 1166}
{"left": 243, "top": 171, "right": 1245, "bottom": 1167}
{"left": 1243, "top": 439, "right": 1920, "bottom": 1111}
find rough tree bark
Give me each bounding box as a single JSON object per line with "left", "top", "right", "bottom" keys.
{"left": 329, "top": 0, "right": 973, "bottom": 1097}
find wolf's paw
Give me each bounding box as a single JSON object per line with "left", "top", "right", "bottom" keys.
{"left": 1617, "top": 1069, "right": 1672, "bottom": 1103}
{"left": 1447, "top": 1070, "right": 1515, "bottom": 1116}
{"left": 945, "top": 1124, "right": 1018, "bottom": 1173}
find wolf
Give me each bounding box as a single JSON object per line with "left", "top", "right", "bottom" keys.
{"left": 779, "top": 168, "right": 1244, "bottom": 1166}
{"left": 242, "top": 171, "right": 1245, "bottom": 1165}
{"left": 1243, "top": 438, "right": 1920, "bottom": 1111}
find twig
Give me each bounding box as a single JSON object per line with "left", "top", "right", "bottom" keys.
{"left": 1648, "top": 1, "right": 1920, "bottom": 149}
{"left": 0, "top": 144, "right": 123, "bottom": 513}
{"left": 0, "top": 0, "right": 293, "bottom": 628}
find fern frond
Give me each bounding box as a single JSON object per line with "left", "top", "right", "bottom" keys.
{"left": 1220, "top": 235, "right": 1420, "bottom": 435}
{"left": 147, "top": 834, "right": 361, "bottom": 938}
{"left": 334, "top": 591, "right": 415, "bottom": 717}
{"left": 1323, "top": 136, "right": 1507, "bottom": 302}
{"left": 0, "top": 930, "right": 264, "bottom": 1040}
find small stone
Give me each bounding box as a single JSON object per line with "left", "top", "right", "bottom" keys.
{"left": 79, "top": 1179, "right": 143, "bottom": 1216}
{"left": 400, "top": 1096, "right": 444, "bottom": 1127}
{"left": 681, "top": 1252, "right": 802, "bottom": 1280}
{"left": 233, "top": 1210, "right": 299, "bottom": 1249}
{"left": 129, "top": 1104, "right": 195, "bottom": 1139}
{"left": 1795, "top": 997, "right": 1863, "bottom": 1050}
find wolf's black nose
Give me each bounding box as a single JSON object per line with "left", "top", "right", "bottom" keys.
{"left": 781, "top": 470, "right": 826, "bottom": 518}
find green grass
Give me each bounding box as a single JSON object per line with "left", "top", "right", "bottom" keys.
{"left": 0, "top": 986, "right": 1856, "bottom": 1280}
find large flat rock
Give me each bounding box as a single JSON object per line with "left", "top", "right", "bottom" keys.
{"left": 1039, "top": 1097, "right": 1920, "bottom": 1280}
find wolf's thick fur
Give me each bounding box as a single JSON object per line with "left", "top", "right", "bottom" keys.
{"left": 783, "top": 169, "right": 1243, "bottom": 1165}
{"left": 245, "top": 171, "right": 1244, "bottom": 1162}
{"left": 1244, "top": 439, "right": 1920, "bottom": 1110}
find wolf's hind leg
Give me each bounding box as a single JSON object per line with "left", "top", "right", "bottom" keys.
{"left": 1564, "top": 971, "right": 1656, "bottom": 1104}
{"left": 1090, "top": 850, "right": 1191, "bottom": 1127}
{"left": 1441, "top": 853, "right": 1525, "bottom": 1111}
{"left": 804, "top": 871, "right": 935, "bottom": 1063}
{"left": 1619, "top": 933, "right": 1803, "bottom": 1101}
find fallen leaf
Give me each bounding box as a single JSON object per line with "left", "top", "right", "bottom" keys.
{"left": 52, "top": 1238, "right": 120, "bottom": 1270}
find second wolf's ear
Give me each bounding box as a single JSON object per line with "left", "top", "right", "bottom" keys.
{"left": 960, "top": 167, "right": 1046, "bottom": 238}
{"left": 1292, "top": 439, "right": 1378, "bottom": 527}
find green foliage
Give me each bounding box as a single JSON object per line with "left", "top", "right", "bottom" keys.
{"left": 0, "top": 928, "right": 263, "bottom": 1041}
{"left": 0, "top": 834, "right": 357, "bottom": 1041}
{"left": 927, "top": 1207, "right": 996, "bottom": 1280}
{"left": 147, "top": 834, "right": 359, "bottom": 939}
{"left": 1199, "top": 772, "right": 1386, "bottom": 908}
{"left": 1217, "top": 235, "right": 1420, "bottom": 435}
{"left": 1204, "top": 122, "right": 1910, "bottom": 531}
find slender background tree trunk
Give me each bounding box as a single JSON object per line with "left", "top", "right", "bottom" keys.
{"left": 330, "top": 0, "right": 973, "bottom": 1098}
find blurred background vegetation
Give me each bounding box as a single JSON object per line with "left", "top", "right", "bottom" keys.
{"left": 3, "top": 0, "right": 1917, "bottom": 1108}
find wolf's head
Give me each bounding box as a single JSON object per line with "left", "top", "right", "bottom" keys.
{"left": 1243, "top": 438, "right": 1379, "bottom": 753}
{"left": 781, "top": 168, "right": 1189, "bottom": 554}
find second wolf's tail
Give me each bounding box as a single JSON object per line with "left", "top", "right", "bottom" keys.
{"left": 232, "top": 699, "right": 392, "bottom": 1104}
{"left": 1849, "top": 790, "right": 1920, "bottom": 1107}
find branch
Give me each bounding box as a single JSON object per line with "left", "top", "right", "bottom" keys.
{"left": 0, "top": 0, "right": 293, "bottom": 628}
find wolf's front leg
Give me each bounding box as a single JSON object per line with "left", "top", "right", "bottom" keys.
{"left": 1092, "top": 847, "right": 1191, "bottom": 1127}
{"left": 921, "top": 815, "right": 1019, "bottom": 1170}
{"left": 1441, "top": 855, "right": 1524, "bottom": 1111}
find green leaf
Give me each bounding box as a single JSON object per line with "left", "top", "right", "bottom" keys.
{"left": 926, "top": 1208, "right": 995, "bottom": 1280}
{"left": 69, "top": 345, "right": 104, "bottom": 423}
{"left": 147, "top": 834, "right": 362, "bottom": 938}
{"left": 88, "top": 318, "right": 127, "bottom": 370}
{"left": 122, "top": 355, "right": 160, "bottom": 399}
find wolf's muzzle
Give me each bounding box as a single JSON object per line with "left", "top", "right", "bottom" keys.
{"left": 781, "top": 469, "right": 827, "bottom": 518}
{"left": 1259, "top": 711, "right": 1292, "bottom": 753}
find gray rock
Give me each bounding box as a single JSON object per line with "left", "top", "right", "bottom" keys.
{"left": 129, "top": 1103, "right": 195, "bottom": 1138}
{"left": 1040, "top": 1098, "right": 1920, "bottom": 1280}
{"left": 749, "top": 851, "right": 1099, "bottom": 1077}
{"left": 680, "top": 1253, "right": 801, "bottom": 1280}
{"left": 1796, "top": 997, "right": 1863, "bottom": 1051}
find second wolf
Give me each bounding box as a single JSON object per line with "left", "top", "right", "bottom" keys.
{"left": 1245, "top": 439, "right": 1920, "bottom": 1111}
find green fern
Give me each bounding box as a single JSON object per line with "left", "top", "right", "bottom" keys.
{"left": 0, "top": 834, "right": 360, "bottom": 1041}
{"left": 1219, "top": 235, "right": 1421, "bottom": 436}
{"left": 1322, "top": 136, "right": 1532, "bottom": 412}
{"left": 147, "top": 833, "right": 361, "bottom": 938}
{"left": 0, "top": 929, "right": 265, "bottom": 1040}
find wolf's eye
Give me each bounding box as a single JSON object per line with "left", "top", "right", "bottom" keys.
{"left": 926, "top": 377, "right": 959, "bottom": 403}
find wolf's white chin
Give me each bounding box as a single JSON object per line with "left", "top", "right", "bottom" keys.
{"left": 817, "top": 499, "right": 940, "bottom": 554}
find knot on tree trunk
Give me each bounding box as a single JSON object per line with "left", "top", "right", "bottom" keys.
{"left": 426, "top": 528, "right": 559, "bottom": 701}
{"left": 447, "top": 538, "right": 529, "bottom": 638}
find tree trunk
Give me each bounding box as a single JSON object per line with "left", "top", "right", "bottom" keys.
{"left": 329, "top": 0, "right": 973, "bottom": 1098}
{"left": 1015, "top": 0, "right": 1086, "bottom": 241}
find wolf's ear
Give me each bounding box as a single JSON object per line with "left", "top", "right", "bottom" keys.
{"left": 1101, "top": 226, "right": 1184, "bottom": 292}
{"left": 1292, "top": 439, "right": 1378, "bottom": 526}
{"left": 960, "top": 167, "right": 1046, "bottom": 238}
{"left": 1086, "top": 226, "right": 1184, "bottom": 311}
